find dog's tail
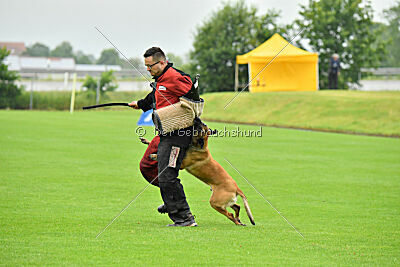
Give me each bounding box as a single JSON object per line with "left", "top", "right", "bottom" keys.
{"left": 237, "top": 188, "right": 255, "bottom": 225}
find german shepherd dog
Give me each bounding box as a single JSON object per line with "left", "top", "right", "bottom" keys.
{"left": 141, "top": 118, "right": 255, "bottom": 226}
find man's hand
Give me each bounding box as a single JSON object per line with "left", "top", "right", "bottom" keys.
{"left": 128, "top": 101, "right": 140, "bottom": 109}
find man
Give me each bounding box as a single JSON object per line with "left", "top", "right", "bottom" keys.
{"left": 129, "top": 47, "right": 197, "bottom": 227}
{"left": 328, "top": 53, "right": 341, "bottom": 89}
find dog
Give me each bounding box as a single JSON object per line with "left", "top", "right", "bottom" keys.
{"left": 140, "top": 118, "right": 255, "bottom": 226}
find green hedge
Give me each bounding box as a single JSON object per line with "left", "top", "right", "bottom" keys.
{"left": 13, "top": 91, "right": 149, "bottom": 110}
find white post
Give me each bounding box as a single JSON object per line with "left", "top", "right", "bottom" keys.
{"left": 234, "top": 63, "right": 239, "bottom": 92}
{"left": 247, "top": 63, "right": 251, "bottom": 92}
{"left": 316, "top": 60, "right": 319, "bottom": 90}
{"left": 29, "top": 75, "right": 34, "bottom": 110}
{"left": 70, "top": 73, "right": 77, "bottom": 114}
{"left": 77, "top": 74, "right": 80, "bottom": 92}
{"left": 96, "top": 79, "right": 100, "bottom": 105}
{"left": 64, "top": 72, "right": 69, "bottom": 90}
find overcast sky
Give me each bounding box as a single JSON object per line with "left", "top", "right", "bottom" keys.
{"left": 0, "top": 0, "right": 396, "bottom": 59}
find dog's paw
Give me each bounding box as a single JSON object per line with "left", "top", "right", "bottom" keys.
{"left": 236, "top": 219, "right": 245, "bottom": 226}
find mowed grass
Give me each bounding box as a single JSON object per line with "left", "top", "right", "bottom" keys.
{"left": 1, "top": 110, "right": 399, "bottom": 265}
{"left": 202, "top": 91, "right": 400, "bottom": 137}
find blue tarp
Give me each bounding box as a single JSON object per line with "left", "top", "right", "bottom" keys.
{"left": 137, "top": 110, "right": 154, "bottom": 126}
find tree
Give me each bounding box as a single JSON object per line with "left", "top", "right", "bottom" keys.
{"left": 82, "top": 75, "right": 97, "bottom": 92}
{"left": 51, "top": 41, "right": 74, "bottom": 58}
{"left": 190, "top": 0, "right": 286, "bottom": 93}
{"left": 380, "top": 1, "right": 400, "bottom": 67}
{"left": 166, "top": 53, "right": 184, "bottom": 68}
{"left": 0, "top": 47, "right": 22, "bottom": 108}
{"left": 127, "top": 57, "right": 142, "bottom": 69}
{"left": 74, "top": 50, "right": 95, "bottom": 64}
{"left": 296, "top": 0, "right": 387, "bottom": 89}
{"left": 97, "top": 49, "right": 121, "bottom": 65}
{"left": 99, "top": 70, "right": 118, "bottom": 92}
{"left": 119, "top": 57, "right": 146, "bottom": 72}
{"left": 168, "top": 52, "right": 192, "bottom": 75}
{"left": 81, "top": 70, "right": 118, "bottom": 94}
{"left": 23, "top": 42, "right": 50, "bottom": 57}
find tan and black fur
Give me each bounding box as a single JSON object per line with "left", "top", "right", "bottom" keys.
{"left": 140, "top": 118, "right": 255, "bottom": 226}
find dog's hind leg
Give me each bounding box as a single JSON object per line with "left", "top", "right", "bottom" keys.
{"left": 210, "top": 191, "right": 244, "bottom": 225}
{"left": 210, "top": 201, "right": 244, "bottom": 226}
{"left": 231, "top": 204, "right": 245, "bottom": 226}
{"left": 210, "top": 203, "right": 243, "bottom": 226}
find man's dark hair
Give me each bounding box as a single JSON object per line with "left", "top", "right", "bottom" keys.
{"left": 143, "top": 47, "right": 166, "bottom": 61}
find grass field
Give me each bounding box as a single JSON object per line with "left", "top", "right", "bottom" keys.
{"left": 202, "top": 91, "right": 400, "bottom": 137}
{"left": 1, "top": 110, "right": 399, "bottom": 265}
{"left": 13, "top": 90, "right": 400, "bottom": 136}
{"left": 15, "top": 90, "right": 400, "bottom": 137}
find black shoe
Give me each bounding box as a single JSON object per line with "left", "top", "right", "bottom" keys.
{"left": 166, "top": 215, "right": 197, "bottom": 227}
{"left": 166, "top": 220, "right": 198, "bottom": 227}
{"left": 157, "top": 204, "right": 167, "bottom": 214}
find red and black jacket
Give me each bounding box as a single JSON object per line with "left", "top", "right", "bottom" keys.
{"left": 137, "top": 63, "right": 193, "bottom": 111}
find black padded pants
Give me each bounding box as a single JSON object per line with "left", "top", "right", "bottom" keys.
{"left": 157, "top": 129, "right": 193, "bottom": 223}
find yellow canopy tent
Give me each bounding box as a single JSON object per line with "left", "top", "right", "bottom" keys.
{"left": 235, "top": 33, "right": 319, "bottom": 92}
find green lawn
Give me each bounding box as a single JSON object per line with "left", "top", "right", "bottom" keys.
{"left": 1, "top": 110, "right": 399, "bottom": 265}
{"left": 14, "top": 90, "right": 400, "bottom": 136}
{"left": 202, "top": 91, "right": 400, "bottom": 137}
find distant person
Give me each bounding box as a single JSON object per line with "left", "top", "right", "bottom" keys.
{"left": 328, "top": 53, "right": 340, "bottom": 89}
